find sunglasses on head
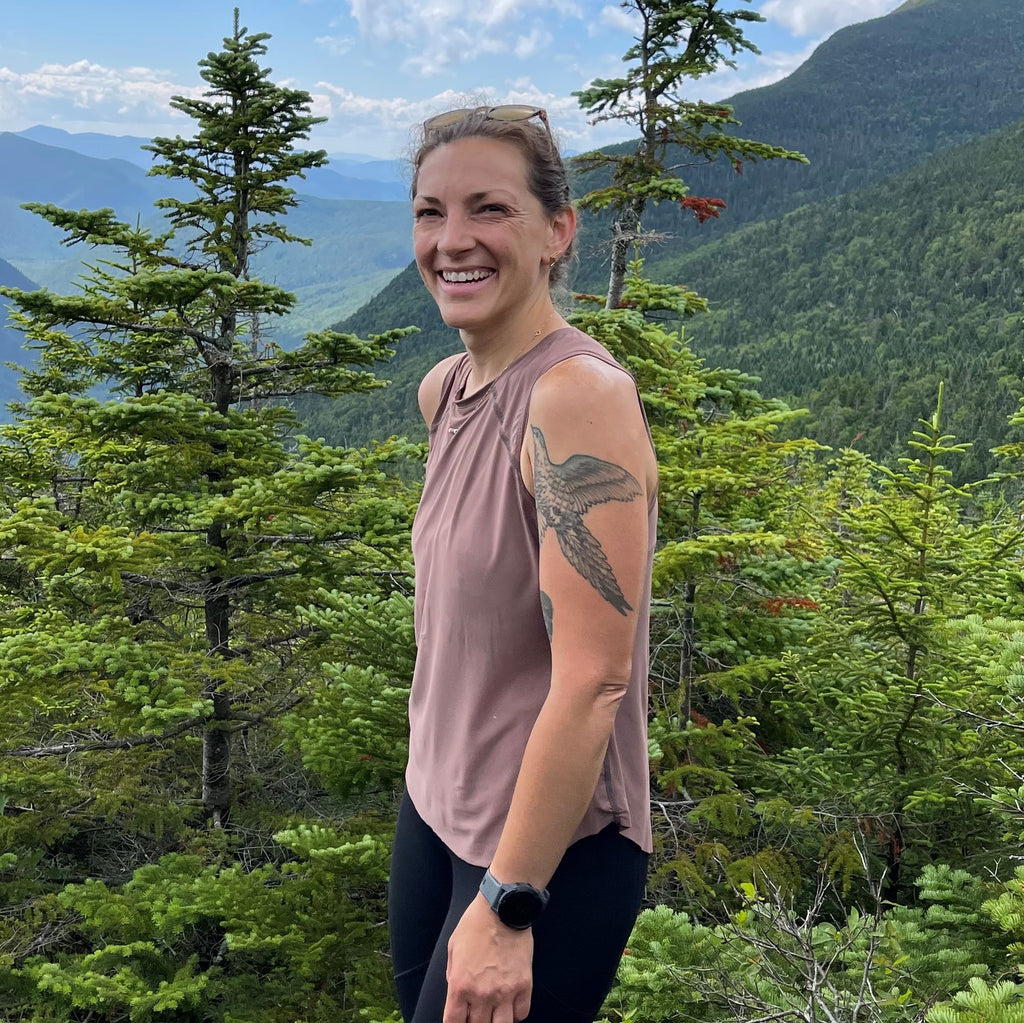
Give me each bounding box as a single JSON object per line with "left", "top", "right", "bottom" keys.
{"left": 423, "top": 104, "right": 550, "bottom": 135}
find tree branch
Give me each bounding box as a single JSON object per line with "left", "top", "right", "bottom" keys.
{"left": 5, "top": 713, "right": 209, "bottom": 758}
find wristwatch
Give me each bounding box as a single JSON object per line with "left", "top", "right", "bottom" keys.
{"left": 479, "top": 868, "right": 549, "bottom": 930}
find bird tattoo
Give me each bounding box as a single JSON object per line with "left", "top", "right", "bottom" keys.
{"left": 531, "top": 425, "right": 643, "bottom": 616}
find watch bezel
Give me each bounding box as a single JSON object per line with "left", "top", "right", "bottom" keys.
{"left": 480, "top": 869, "right": 550, "bottom": 930}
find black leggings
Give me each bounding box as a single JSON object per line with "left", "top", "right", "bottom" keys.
{"left": 389, "top": 793, "right": 648, "bottom": 1022}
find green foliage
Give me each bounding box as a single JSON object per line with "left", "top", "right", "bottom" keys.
{"left": 287, "top": 589, "right": 416, "bottom": 798}
{"left": 928, "top": 980, "right": 1024, "bottom": 1023}
{"left": 6, "top": 821, "right": 395, "bottom": 1022}
{"left": 761, "top": 393, "right": 1024, "bottom": 901}
{"left": 600, "top": 864, "right": 1017, "bottom": 1023}
{"left": 0, "top": 16, "right": 412, "bottom": 1022}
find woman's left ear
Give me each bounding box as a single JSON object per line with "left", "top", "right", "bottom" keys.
{"left": 549, "top": 206, "right": 576, "bottom": 257}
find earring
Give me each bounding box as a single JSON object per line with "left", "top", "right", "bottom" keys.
{"left": 548, "top": 253, "right": 560, "bottom": 268}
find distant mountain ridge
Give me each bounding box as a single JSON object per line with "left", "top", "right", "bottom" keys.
{"left": 13, "top": 125, "right": 407, "bottom": 198}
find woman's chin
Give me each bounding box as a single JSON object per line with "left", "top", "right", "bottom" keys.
{"left": 438, "top": 306, "right": 492, "bottom": 335}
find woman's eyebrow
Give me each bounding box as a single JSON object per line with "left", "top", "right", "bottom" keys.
{"left": 416, "top": 191, "right": 513, "bottom": 204}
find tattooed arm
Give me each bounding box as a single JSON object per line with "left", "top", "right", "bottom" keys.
{"left": 494, "top": 352, "right": 655, "bottom": 886}
{"left": 483, "top": 355, "right": 655, "bottom": 891}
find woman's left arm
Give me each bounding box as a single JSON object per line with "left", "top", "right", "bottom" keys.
{"left": 443, "top": 354, "right": 656, "bottom": 1023}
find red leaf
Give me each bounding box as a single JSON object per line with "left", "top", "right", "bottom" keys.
{"left": 680, "top": 196, "right": 727, "bottom": 224}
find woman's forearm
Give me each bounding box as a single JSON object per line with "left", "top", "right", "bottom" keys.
{"left": 487, "top": 678, "right": 629, "bottom": 889}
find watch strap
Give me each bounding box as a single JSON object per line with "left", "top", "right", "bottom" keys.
{"left": 479, "top": 867, "right": 504, "bottom": 909}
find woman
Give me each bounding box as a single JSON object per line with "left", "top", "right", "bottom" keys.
{"left": 389, "top": 104, "right": 658, "bottom": 1023}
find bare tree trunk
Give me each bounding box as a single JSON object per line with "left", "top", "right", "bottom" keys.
{"left": 202, "top": 357, "right": 236, "bottom": 828}
{"left": 605, "top": 196, "right": 645, "bottom": 310}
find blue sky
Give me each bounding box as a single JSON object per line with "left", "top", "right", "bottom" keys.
{"left": 0, "top": 0, "right": 906, "bottom": 159}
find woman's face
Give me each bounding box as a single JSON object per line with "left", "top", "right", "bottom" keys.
{"left": 412, "top": 136, "right": 572, "bottom": 339}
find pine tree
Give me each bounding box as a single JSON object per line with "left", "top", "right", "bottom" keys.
{"left": 0, "top": 13, "right": 416, "bottom": 1020}
{"left": 764, "top": 390, "right": 1024, "bottom": 903}
{"left": 572, "top": 0, "right": 807, "bottom": 308}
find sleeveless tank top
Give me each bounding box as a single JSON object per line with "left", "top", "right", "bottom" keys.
{"left": 406, "top": 326, "right": 656, "bottom": 866}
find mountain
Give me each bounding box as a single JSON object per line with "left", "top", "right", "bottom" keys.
{"left": 15, "top": 125, "right": 158, "bottom": 168}
{"left": 304, "top": 0, "right": 1024, "bottom": 468}
{"left": 0, "top": 133, "right": 413, "bottom": 343}
{"left": 253, "top": 195, "right": 415, "bottom": 344}
{"left": 575, "top": 0, "right": 1024, "bottom": 283}
{"left": 0, "top": 132, "right": 184, "bottom": 288}
{"left": 656, "top": 114, "right": 1024, "bottom": 480}
{"left": 14, "top": 126, "right": 407, "bottom": 199}
{"left": 0, "top": 132, "right": 168, "bottom": 214}
{"left": 290, "top": 166, "right": 406, "bottom": 201}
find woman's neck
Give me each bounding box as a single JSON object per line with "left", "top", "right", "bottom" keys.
{"left": 460, "top": 304, "right": 566, "bottom": 396}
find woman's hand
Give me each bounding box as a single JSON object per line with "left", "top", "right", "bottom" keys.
{"left": 444, "top": 894, "right": 533, "bottom": 1023}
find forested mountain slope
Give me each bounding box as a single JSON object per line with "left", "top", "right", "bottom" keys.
{"left": 663, "top": 115, "right": 1024, "bottom": 479}
{"left": 15, "top": 124, "right": 407, "bottom": 195}
{"left": 573, "top": 0, "right": 1024, "bottom": 282}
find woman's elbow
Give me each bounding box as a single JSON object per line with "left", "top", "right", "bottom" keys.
{"left": 557, "top": 657, "right": 634, "bottom": 710}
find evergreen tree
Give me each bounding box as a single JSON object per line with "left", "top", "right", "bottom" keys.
{"left": 762, "top": 391, "right": 1024, "bottom": 903}
{"left": 572, "top": 0, "right": 806, "bottom": 308}
{"left": 0, "top": 13, "right": 416, "bottom": 1020}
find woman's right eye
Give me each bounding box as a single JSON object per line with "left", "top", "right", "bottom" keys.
{"left": 414, "top": 207, "right": 441, "bottom": 219}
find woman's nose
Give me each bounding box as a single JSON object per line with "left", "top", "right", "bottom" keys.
{"left": 438, "top": 212, "right": 473, "bottom": 255}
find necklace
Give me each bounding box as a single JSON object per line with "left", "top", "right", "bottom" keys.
{"left": 463, "top": 321, "right": 559, "bottom": 396}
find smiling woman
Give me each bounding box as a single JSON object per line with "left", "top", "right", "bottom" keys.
{"left": 388, "top": 106, "right": 659, "bottom": 1023}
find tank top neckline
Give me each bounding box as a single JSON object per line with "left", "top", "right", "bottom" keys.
{"left": 452, "top": 326, "right": 576, "bottom": 408}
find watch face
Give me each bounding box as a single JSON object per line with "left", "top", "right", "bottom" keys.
{"left": 498, "top": 887, "right": 543, "bottom": 929}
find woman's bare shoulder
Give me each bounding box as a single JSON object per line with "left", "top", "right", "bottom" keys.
{"left": 418, "top": 352, "right": 465, "bottom": 427}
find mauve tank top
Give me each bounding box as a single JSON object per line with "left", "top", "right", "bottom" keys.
{"left": 406, "top": 326, "right": 656, "bottom": 866}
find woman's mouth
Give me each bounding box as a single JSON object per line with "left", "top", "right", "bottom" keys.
{"left": 440, "top": 269, "right": 494, "bottom": 284}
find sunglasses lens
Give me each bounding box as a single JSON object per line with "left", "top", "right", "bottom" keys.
{"left": 423, "top": 108, "right": 476, "bottom": 131}
{"left": 487, "top": 105, "right": 542, "bottom": 122}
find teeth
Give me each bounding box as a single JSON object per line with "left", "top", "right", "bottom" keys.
{"left": 442, "top": 270, "right": 493, "bottom": 283}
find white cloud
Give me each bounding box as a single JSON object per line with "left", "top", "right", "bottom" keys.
{"left": 758, "top": 0, "right": 905, "bottom": 37}
{"left": 314, "top": 34, "right": 356, "bottom": 57}
{"left": 514, "top": 28, "right": 552, "bottom": 60}
{"left": 310, "top": 76, "right": 634, "bottom": 159}
{"left": 598, "top": 4, "right": 640, "bottom": 34}
{"left": 0, "top": 60, "right": 200, "bottom": 127}
{"left": 344, "top": 0, "right": 580, "bottom": 75}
